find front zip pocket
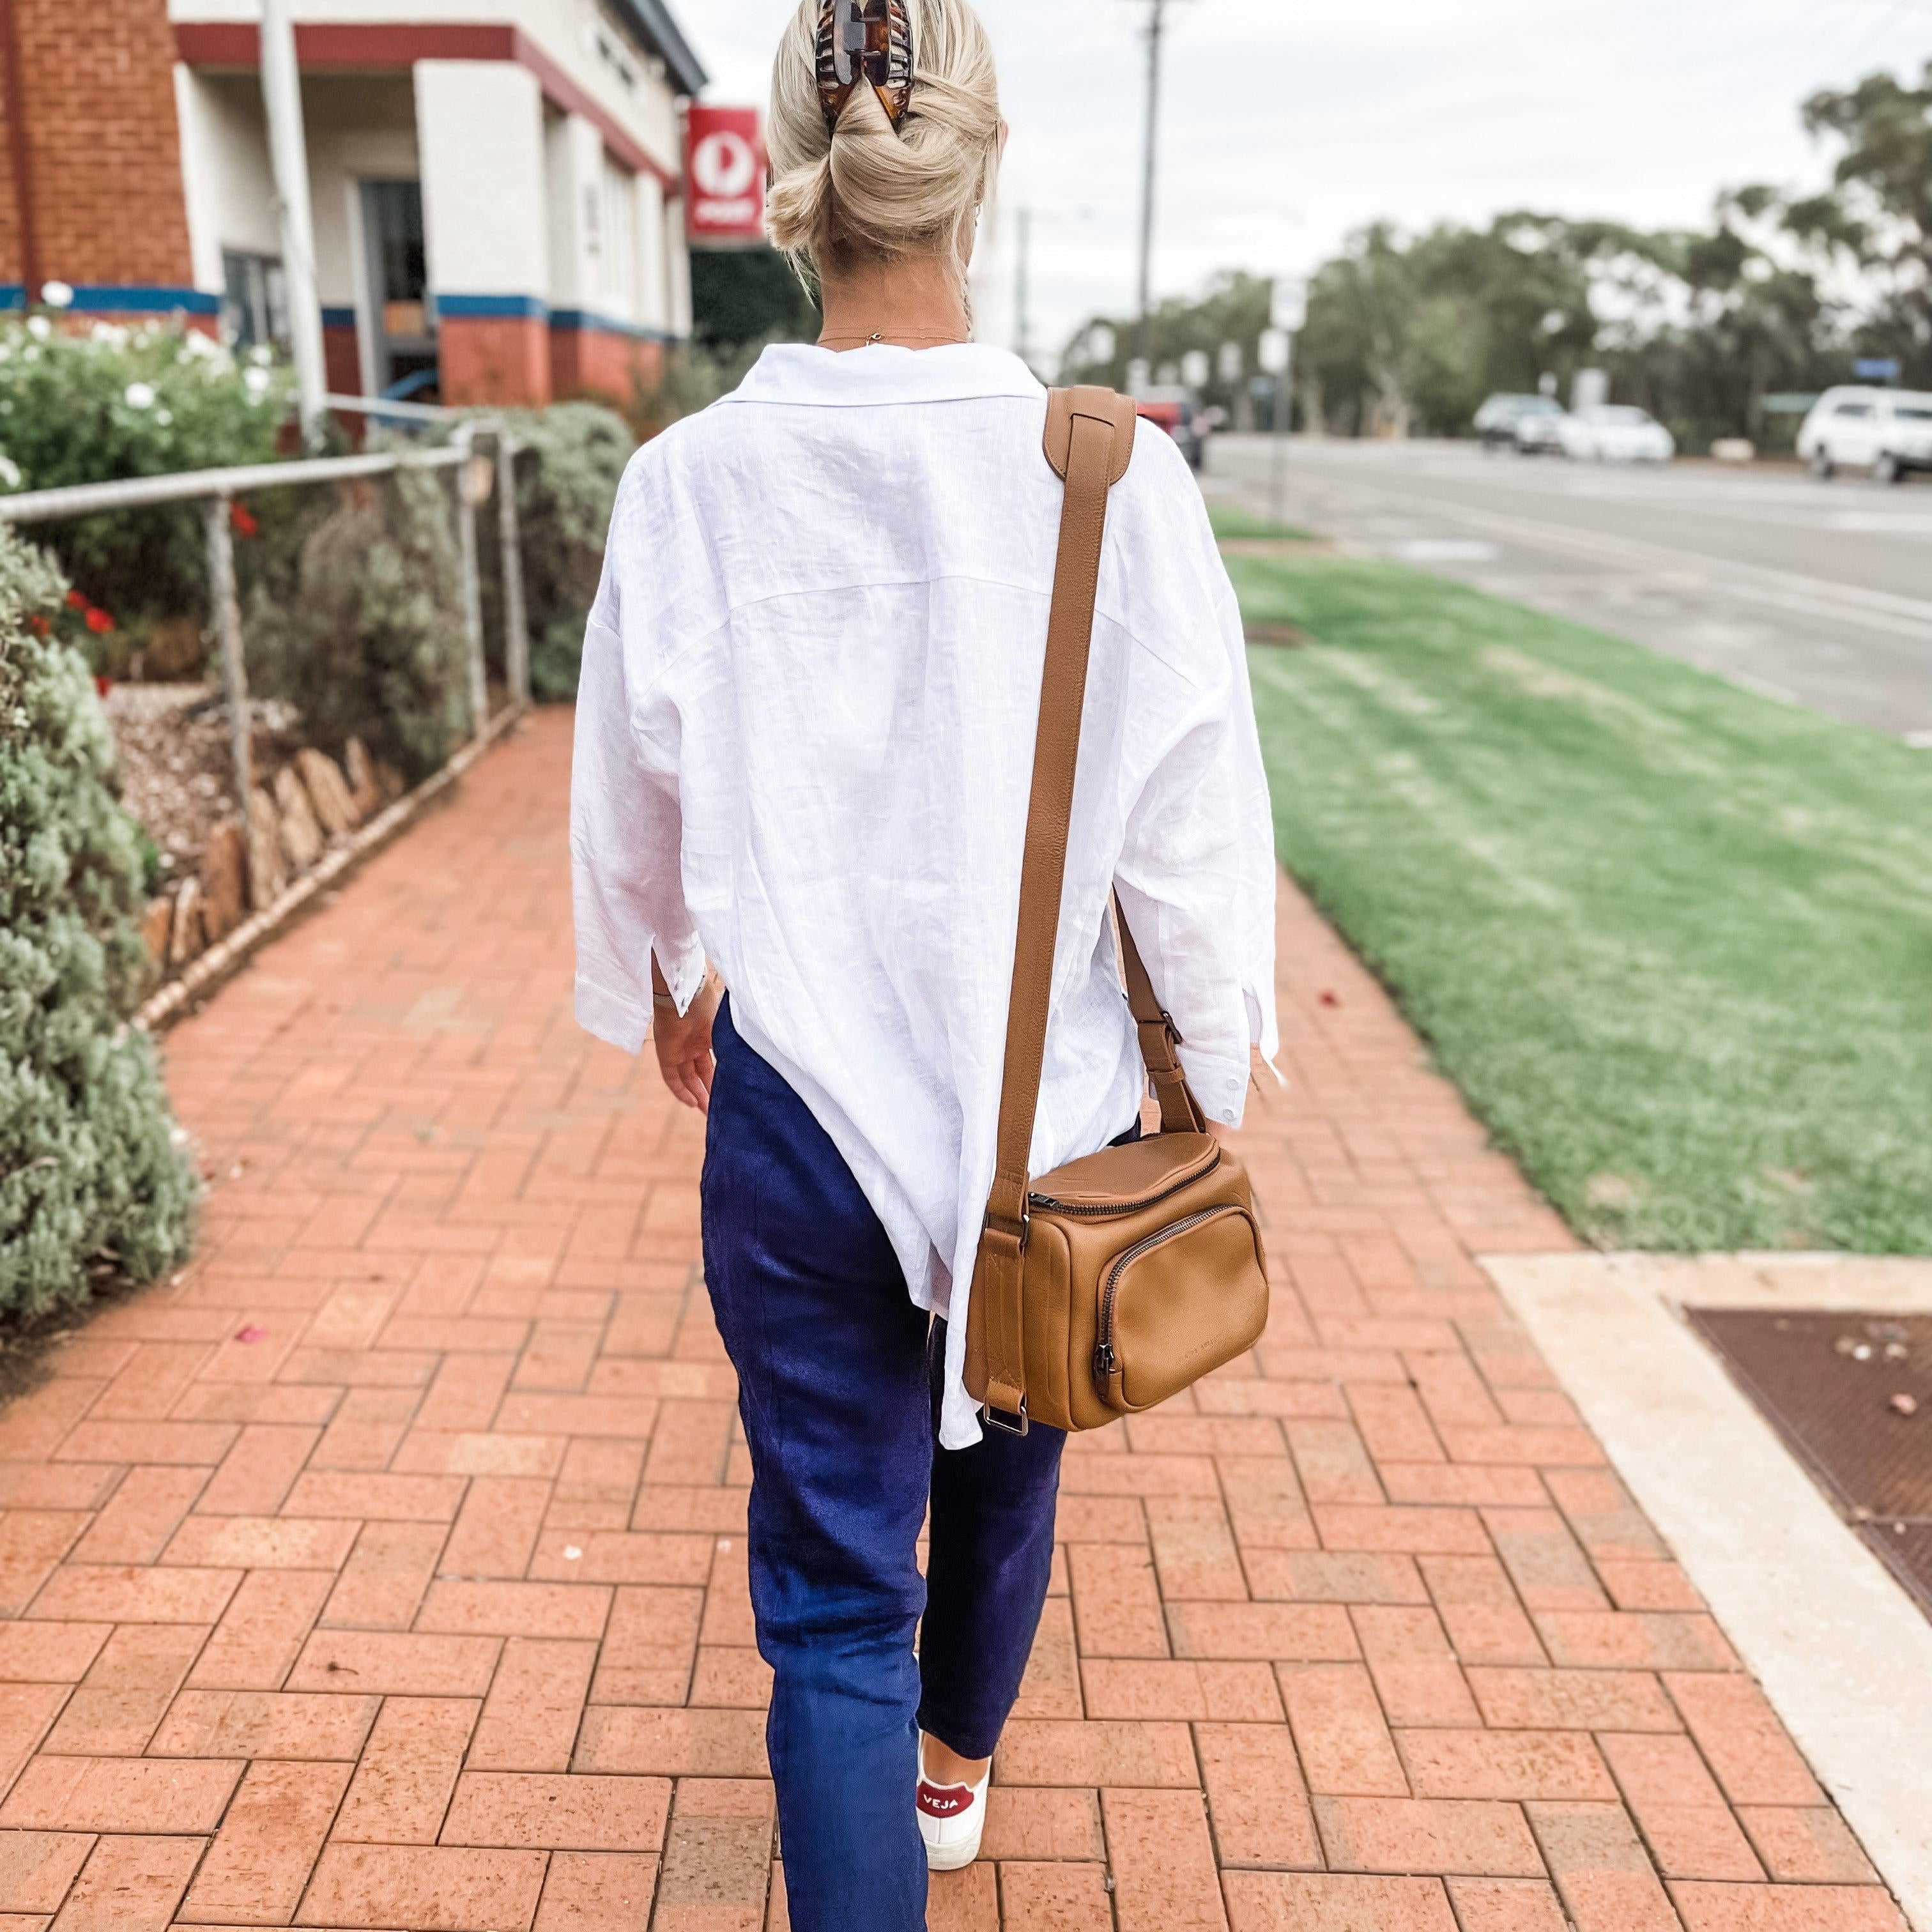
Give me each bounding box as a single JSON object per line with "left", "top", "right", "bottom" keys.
{"left": 1094, "top": 1206, "right": 1229, "bottom": 1376}
{"left": 1031, "top": 1146, "right": 1220, "bottom": 1220}
{"left": 1091, "top": 1202, "right": 1269, "bottom": 1413}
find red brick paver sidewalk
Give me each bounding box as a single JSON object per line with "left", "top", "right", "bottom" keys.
{"left": 0, "top": 708, "right": 1905, "bottom": 1932}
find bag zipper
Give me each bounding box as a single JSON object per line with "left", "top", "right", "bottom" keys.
{"left": 1031, "top": 1146, "right": 1219, "bottom": 1220}
{"left": 1093, "top": 1204, "right": 1241, "bottom": 1383}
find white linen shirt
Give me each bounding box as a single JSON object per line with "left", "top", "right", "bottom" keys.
{"left": 571, "top": 342, "right": 1278, "bottom": 1448}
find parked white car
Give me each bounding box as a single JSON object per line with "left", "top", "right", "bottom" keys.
{"left": 1797, "top": 387, "right": 1932, "bottom": 484}
{"left": 1473, "top": 392, "right": 1565, "bottom": 453}
{"left": 1559, "top": 405, "right": 1675, "bottom": 464}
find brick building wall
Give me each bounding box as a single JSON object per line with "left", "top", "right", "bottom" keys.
{"left": 0, "top": 0, "right": 196, "bottom": 300}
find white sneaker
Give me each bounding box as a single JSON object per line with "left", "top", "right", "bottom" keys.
{"left": 916, "top": 1743, "right": 990, "bottom": 1873}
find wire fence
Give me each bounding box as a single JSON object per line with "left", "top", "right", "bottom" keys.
{"left": 1, "top": 418, "right": 533, "bottom": 988}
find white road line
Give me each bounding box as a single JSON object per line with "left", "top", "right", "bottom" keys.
{"left": 1486, "top": 1252, "right": 1932, "bottom": 1932}
{"left": 1240, "top": 462, "right": 1932, "bottom": 647}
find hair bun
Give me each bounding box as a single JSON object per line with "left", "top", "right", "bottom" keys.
{"left": 767, "top": 0, "right": 1000, "bottom": 267}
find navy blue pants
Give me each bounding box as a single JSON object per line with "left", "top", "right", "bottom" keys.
{"left": 700, "top": 1000, "right": 1069, "bottom": 1932}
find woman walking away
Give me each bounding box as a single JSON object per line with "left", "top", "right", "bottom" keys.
{"left": 569, "top": 2, "right": 1278, "bottom": 1924}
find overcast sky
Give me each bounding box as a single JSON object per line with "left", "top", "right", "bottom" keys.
{"left": 680, "top": 0, "right": 1931, "bottom": 364}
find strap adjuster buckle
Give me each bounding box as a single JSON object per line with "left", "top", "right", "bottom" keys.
{"left": 981, "top": 1396, "right": 1030, "bottom": 1437}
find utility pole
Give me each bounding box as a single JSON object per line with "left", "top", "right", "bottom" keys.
{"left": 1014, "top": 207, "right": 1032, "bottom": 372}
{"left": 259, "top": 0, "right": 327, "bottom": 437}
{"left": 1131, "top": 0, "right": 1188, "bottom": 370}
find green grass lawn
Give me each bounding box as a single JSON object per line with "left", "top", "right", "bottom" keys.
{"left": 1232, "top": 552, "right": 1932, "bottom": 1253}
{"left": 1208, "top": 503, "right": 1317, "bottom": 542}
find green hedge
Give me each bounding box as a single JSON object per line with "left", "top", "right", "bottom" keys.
{"left": 0, "top": 524, "right": 197, "bottom": 1316}
{"left": 471, "top": 402, "right": 635, "bottom": 701}
{"left": 0, "top": 316, "right": 294, "bottom": 647}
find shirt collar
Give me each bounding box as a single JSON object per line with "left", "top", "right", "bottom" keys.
{"left": 723, "top": 341, "right": 1046, "bottom": 409}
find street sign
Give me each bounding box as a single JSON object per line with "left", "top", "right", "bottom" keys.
{"left": 686, "top": 106, "right": 765, "bottom": 246}
{"left": 1125, "top": 358, "right": 1152, "bottom": 397}
{"left": 1217, "top": 340, "right": 1243, "bottom": 383}
{"left": 1854, "top": 357, "right": 1901, "bottom": 383}
{"left": 1258, "top": 329, "right": 1290, "bottom": 375}
{"left": 1271, "top": 277, "right": 1307, "bottom": 334}
{"left": 1181, "top": 350, "right": 1209, "bottom": 387}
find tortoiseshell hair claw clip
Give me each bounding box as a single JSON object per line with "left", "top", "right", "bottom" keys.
{"left": 816, "top": 0, "right": 916, "bottom": 137}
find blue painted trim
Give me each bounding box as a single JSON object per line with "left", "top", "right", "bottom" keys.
{"left": 321, "top": 305, "right": 358, "bottom": 330}
{"left": 434, "top": 293, "right": 549, "bottom": 321}
{"left": 549, "top": 307, "right": 671, "bottom": 343}
{"left": 0, "top": 282, "right": 220, "bottom": 316}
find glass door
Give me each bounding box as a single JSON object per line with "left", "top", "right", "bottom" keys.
{"left": 360, "top": 180, "right": 436, "bottom": 399}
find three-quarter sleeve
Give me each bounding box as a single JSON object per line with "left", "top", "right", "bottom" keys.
{"left": 1113, "top": 581, "right": 1280, "bottom": 1127}
{"left": 569, "top": 544, "right": 707, "bottom": 1055}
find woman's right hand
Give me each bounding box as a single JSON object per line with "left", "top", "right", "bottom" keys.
{"left": 654, "top": 970, "right": 723, "bottom": 1114}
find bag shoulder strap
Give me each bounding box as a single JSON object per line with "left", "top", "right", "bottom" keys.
{"left": 976, "top": 387, "right": 1206, "bottom": 1424}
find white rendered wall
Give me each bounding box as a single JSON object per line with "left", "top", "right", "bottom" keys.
{"left": 172, "top": 68, "right": 418, "bottom": 309}
{"left": 167, "top": 0, "right": 685, "bottom": 182}
{"left": 413, "top": 61, "right": 550, "bottom": 299}
{"left": 634, "top": 167, "right": 667, "bottom": 333}
{"left": 544, "top": 111, "right": 605, "bottom": 310}
{"left": 663, "top": 189, "right": 690, "bottom": 337}
{"left": 304, "top": 75, "right": 420, "bottom": 307}
{"left": 172, "top": 66, "right": 280, "bottom": 293}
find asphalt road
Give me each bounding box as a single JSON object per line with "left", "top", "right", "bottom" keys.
{"left": 1205, "top": 434, "right": 1932, "bottom": 740}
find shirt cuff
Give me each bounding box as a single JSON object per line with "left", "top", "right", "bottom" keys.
{"left": 574, "top": 975, "right": 650, "bottom": 1055}
{"left": 657, "top": 934, "right": 710, "bottom": 1018}
{"left": 1177, "top": 1043, "right": 1254, "bottom": 1128}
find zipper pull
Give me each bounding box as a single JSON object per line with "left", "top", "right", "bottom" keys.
{"left": 1094, "top": 1342, "right": 1116, "bottom": 1378}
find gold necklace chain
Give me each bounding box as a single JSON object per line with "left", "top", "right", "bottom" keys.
{"left": 817, "top": 329, "right": 973, "bottom": 348}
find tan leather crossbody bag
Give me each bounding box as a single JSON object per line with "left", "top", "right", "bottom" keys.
{"left": 962, "top": 386, "right": 1270, "bottom": 1436}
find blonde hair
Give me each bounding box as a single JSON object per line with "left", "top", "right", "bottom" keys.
{"left": 766, "top": 0, "right": 1002, "bottom": 275}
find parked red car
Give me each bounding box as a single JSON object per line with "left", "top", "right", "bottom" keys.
{"left": 1134, "top": 387, "right": 1208, "bottom": 470}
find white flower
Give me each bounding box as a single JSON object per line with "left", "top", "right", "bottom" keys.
{"left": 123, "top": 381, "right": 157, "bottom": 410}
{"left": 26, "top": 316, "right": 50, "bottom": 341}
{"left": 154, "top": 408, "right": 173, "bottom": 426}
{"left": 0, "top": 454, "right": 20, "bottom": 489}
{"left": 39, "top": 280, "right": 73, "bottom": 309}
{"left": 0, "top": 344, "right": 12, "bottom": 362}
{"left": 243, "top": 366, "right": 272, "bottom": 398}
{"left": 21, "top": 345, "right": 40, "bottom": 362}
{"left": 89, "top": 321, "right": 129, "bottom": 348}
{"left": 250, "top": 345, "right": 273, "bottom": 366}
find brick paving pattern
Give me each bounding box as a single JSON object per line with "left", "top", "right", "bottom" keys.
{"left": 0, "top": 708, "right": 1906, "bottom": 1930}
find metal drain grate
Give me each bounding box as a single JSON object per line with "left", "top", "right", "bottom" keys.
{"left": 1689, "top": 1310, "right": 1932, "bottom": 1617}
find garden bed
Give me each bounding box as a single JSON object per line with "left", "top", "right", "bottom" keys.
{"left": 102, "top": 681, "right": 408, "bottom": 982}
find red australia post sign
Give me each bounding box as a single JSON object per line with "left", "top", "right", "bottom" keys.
{"left": 686, "top": 105, "right": 765, "bottom": 245}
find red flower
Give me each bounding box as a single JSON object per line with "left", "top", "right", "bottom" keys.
{"left": 93, "top": 674, "right": 112, "bottom": 698}
{"left": 26, "top": 614, "right": 49, "bottom": 636}
{"left": 229, "top": 502, "right": 259, "bottom": 539}
{"left": 84, "top": 606, "right": 113, "bottom": 634}
{"left": 65, "top": 588, "right": 87, "bottom": 610}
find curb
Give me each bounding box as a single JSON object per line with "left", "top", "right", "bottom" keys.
{"left": 136, "top": 702, "right": 528, "bottom": 1036}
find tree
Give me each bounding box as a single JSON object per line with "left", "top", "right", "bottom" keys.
{"left": 1798, "top": 62, "right": 1932, "bottom": 383}
{"left": 689, "top": 247, "right": 820, "bottom": 353}
{"left": 1061, "top": 271, "right": 1274, "bottom": 418}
